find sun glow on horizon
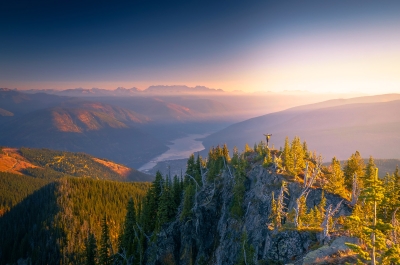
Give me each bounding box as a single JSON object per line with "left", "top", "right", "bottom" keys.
{"left": 2, "top": 2, "right": 400, "bottom": 95}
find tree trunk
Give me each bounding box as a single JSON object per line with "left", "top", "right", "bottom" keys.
{"left": 371, "top": 200, "right": 376, "bottom": 265}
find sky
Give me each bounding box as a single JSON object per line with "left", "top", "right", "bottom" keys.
{"left": 1, "top": 0, "right": 400, "bottom": 93}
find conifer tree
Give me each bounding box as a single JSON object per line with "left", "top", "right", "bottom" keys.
{"left": 231, "top": 146, "right": 239, "bottom": 165}
{"left": 394, "top": 166, "right": 400, "bottom": 206}
{"left": 99, "top": 215, "right": 112, "bottom": 265}
{"left": 303, "top": 141, "right": 309, "bottom": 159}
{"left": 244, "top": 143, "right": 252, "bottom": 153}
{"left": 185, "top": 154, "right": 196, "bottom": 187}
{"left": 283, "top": 137, "right": 294, "bottom": 174}
{"left": 346, "top": 160, "right": 392, "bottom": 265}
{"left": 231, "top": 151, "right": 248, "bottom": 218}
{"left": 140, "top": 171, "right": 163, "bottom": 233}
{"left": 157, "top": 175, "right": 176, "bottom": 229}
{"left": 343, "top": 151, "right": 365, "bottom": 190}
{"left": 222, "top": 144, "right": 230, "bottom": 163}
{"left": 255, "top": 141, "right": 266, "bottom": 159}
{"left": 195, "top": 154, "right": 203, "bottom": 184}
{"left": 207, "top": 146, "right": 225, "bottom": 180}
{"left": 119, "top": 198, "right": 136, "bottom": 259}
{"left": 180, "top": 183, "right": 195, "bottom": 220}
{"left": 324, "top": 157, "right": 347, "bottom": 198}
{"left": 262, "top": 147, "right": 272, "bottom": 168}
{"left": 85, "top": 232, "right": 97, "bottom": 265}
{"left": 318, "top": 191, "right": 327, "bottom": 222}
{"left": 297, "top": 196, "right": 308, "bottom": 228}
{"left": 382, "top": 173, "right": 397, "bottom": 221}
{"left": 360, "top": 159, "right": 385, "bottom": 265}
{"left": 172, "top": 175, "right": 182, "bottom": 208}
{"left": 291, "top": 136, "right": 305, "bottom": 175}
{"left": 394, "top": 165, "right": 399, "bottom": 186}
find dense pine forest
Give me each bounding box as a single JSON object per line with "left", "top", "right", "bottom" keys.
{"left": 1, "top": 137, "right": 400, "bottom": 264}
{"left": 0, "top": 178, "right": 150, "bottom": 264}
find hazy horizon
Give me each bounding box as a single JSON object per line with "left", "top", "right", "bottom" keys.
{"left": 0, "top": 85, "right": 385, "bottom": 98}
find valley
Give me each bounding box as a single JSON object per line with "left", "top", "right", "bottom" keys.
{"left": 139, "top": 133, "right": 209, "bottom": 172}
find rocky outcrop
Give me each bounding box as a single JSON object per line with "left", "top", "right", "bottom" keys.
{"left": 301, "top": 236, "right": 358, "bottom": 265}
{"left": 145, "top": 164, "right": 352, "bottom": 264}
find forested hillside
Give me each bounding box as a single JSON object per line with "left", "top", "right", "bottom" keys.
{"left": 0, "top": 146, "right": 152, "bottom": 216}
{"left": 2, "top": 137, "right": 400, "bottom": 264}
{"left": 0, "top": 172, "right": 51, "bottom": 215}
{"left": 0, "top": 178, "right": 150, "bottom": 265}
{"left": 0, "top": 147, "right": 151, "bottom": 182}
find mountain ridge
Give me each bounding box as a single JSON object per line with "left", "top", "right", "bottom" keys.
{"left": 203, "top": 95, "right": 400, "bottom": 162}
{"left": 0, "top": 147, "right": 152, "bottom": 182}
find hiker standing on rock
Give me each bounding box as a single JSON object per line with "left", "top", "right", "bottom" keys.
{"left": 263, "top": 134, "right": 272, "bottom": 148}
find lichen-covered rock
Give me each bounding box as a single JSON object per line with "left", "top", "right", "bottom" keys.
{"left": 267, "top": 230, "right": 316, "bottom": 263}
{"left": 301, "top": 236, "right": 358, "bottom": 265}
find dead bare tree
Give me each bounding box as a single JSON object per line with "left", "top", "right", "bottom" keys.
{"left": 278, "top": 181, "right": 289, "bottom": 213}
{"left": 116, "top": 248, "right": 133, "bottom": 265}
{"left": 351, "top": 173, "right": 360, "bottom": 206}
{"left": 294, "top": 162, "right": 320, "bottom": 228}
{"left": 303, "top": 162, "right": 309, "bottom": 188}
{"left": 273, "top": 153, "right": 282, "bottom": 171}
{"left": 320, "top": 200, "right": 343, "bottom": 243}
{"left": 223, "top": 157, "right": 234, "bottom": 179}
{"left": 243, "top": 239, "right": 248, "bottom": 265}
{"left": 200, "top": 181, "right": 216, "bottom": 207}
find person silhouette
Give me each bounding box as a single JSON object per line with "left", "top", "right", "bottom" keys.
{"left": 263, "top": 134, "right": 272, "bottom": 147}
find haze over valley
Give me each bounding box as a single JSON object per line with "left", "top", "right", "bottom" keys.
{"left": 0, "top": 86, "right": 367, "bottom": 170}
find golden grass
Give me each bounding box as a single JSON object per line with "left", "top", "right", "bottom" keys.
{"left": 0, "top": 148, "right": 39, "bottom": 174}
{"left": 92, "top": 158, "right": 131, "bottom": 179}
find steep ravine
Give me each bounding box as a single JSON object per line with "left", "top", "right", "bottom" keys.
{"left": 145, "top": 164, "right": 352, "bottom": 264}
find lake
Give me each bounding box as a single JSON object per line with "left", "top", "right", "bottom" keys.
{"left": 138, "top": 133, "right": 209, "bottom": 172}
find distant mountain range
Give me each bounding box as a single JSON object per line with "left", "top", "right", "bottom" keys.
{"left": 203, "top": 94, "right": 400, "bottom": 162}
{"left": 20, "top": 85, "right": 224, "bottom": 96}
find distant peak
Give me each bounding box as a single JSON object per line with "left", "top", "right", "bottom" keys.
{"left": 145, "top": 85, "right": 224, "bottom": 94}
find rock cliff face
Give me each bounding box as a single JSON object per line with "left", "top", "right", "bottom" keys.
{"left": 145, "top": 164, "right": 351, "bottom": 264}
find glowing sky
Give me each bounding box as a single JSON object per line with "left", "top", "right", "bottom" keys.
{"left": 1, "top": 0, "right": 400, "bottom": 93}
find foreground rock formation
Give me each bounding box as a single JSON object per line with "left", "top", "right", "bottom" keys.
{"left": 145, "top": 164, "right": 352, "bottom": 264}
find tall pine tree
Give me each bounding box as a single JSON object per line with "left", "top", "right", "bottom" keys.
{"left": 119, "top": 198, "right": 137, "bottom": 260}
{"left": 291, "top": 136, "right": 305, "bottom": 175}
{"left": 346, "top": 158, "right": 392, "bottom": 265}
{"left": 343, "top": 151, "right": 365, "bottom": 190}
{"left": 283, "top": 137, "right": 294, "bottom": 174}
{"left": 157, "top": 175, "right": 177, "bottom": 229}
{"left": 324, "top": 157, "right": 347, "bottom": 198}
{"left": 99, "top": 215, "right": 112, "bottom": 265}
{"left": 141, "top": 171, "right": 163, "bottom": 233}
{"left": 85, "top": 232, "right": 97, "bottom": 265}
